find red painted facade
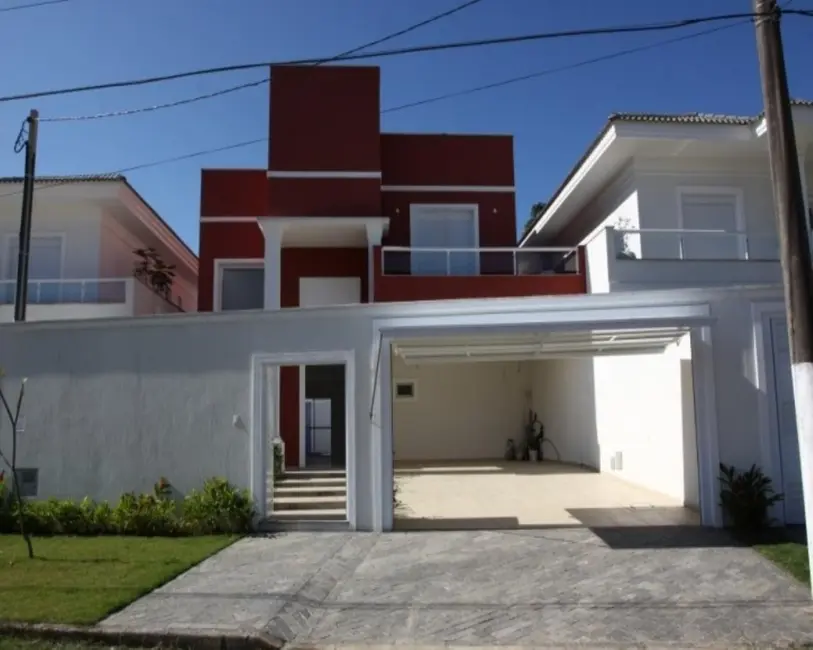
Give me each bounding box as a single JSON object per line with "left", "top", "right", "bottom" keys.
{"left": 198, "top": 64, "right": 587, "bottom": 466}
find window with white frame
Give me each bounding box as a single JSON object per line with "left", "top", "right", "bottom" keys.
{"left": 678, "top": 190, "right": 743, "bottom": 260}
{"left": 218, "top": 262, "right": 264, "bottom": 311}
{"left": 5, "top": 235, "right": 63, "bottom": 279}
{"left": 409, "top": 205, "right": 479, "bottom": 276}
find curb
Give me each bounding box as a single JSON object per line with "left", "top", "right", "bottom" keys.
{"left": 0, "top": 622, "right": 284, "bottom": 649}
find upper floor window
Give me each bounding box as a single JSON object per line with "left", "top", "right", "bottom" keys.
{"left": 409, "top": 204, "right": 479, "bottom": 276}
{"left": 4, "top": 234, "right": 64, "bottom": 279}
{"left": 677, "top": 188, "right": 744, "bottom": 260}
{"left": 217, "top": 261, "right": 264, "bottom": 311}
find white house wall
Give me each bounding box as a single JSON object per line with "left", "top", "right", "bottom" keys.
{"left": 578, "top": 158, "right": 791, "bottom": 292}
{"left": 529, "top": 339, "right": 698, "bottom": 506}
{"left": 530, "top": 359, "right": 601, "bottom": 469}
{"left": 0, "top": 206, "right": 103, "bottom": 281}
{"left": 0, "top": 309, "right": 377, "bottom": 528}
{"left": 391, "top": 355, "right": 528, "bottom": 461}
{"left": 0, "top": 284, "right": 790, "bottom": 530}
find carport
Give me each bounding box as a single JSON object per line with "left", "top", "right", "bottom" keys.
{"left": 369, "top": 293, "right": 719, "bottom": 532}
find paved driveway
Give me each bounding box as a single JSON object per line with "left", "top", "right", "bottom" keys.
{"left": 102, "top": 529, "right": 813, "bottom": 648}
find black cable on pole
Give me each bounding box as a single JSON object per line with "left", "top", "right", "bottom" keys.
{"left": 41, "top": 0, "right": 486, "bottom": 122}
{"left": 0, "top": 10, "right": 795, "bottom": 104}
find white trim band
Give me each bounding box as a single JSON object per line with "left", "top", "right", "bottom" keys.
{"left": 381, "top": 185, "right": 515, "bottom": 193}
{"left": 267, "top": 170, "right": 382, "bottom": 179}
{"left": 201, "top": 217, "right": 259, "bottom": 223}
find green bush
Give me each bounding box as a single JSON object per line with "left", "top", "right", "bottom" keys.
{"left": 182, "top": 478, "right": 255, "bottom": 534}
{"left": 719, "top": 462, "right": 784, "bottom": 532}
{"left": 0, "top": 476, "right": 254, "bottom": 537}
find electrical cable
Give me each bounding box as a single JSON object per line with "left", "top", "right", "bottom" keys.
{"left": 0, "top": 0, "right": 71, "bottom": 13}
{"left": 381, "top": 18, "right": 751, "bottom": 115}
{"left": 0, "top": 10, "right": 798, "bottom": 104}
{"left": 1, "top": 11, "right": 796, "bottom": 198}
{"left": 41, "top": 0, "right": 486, "bottom": 122}
{"left": 0, "top": 138, "right": 267, "bottom": 198}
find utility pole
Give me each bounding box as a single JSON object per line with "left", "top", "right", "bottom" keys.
{"left": 753, "top": 0, "right": 813, "bottom": 591}
{"left": 13, "top": 109, "right": 39, "bottom": 322}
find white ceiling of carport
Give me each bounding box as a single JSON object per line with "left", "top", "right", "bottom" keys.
{"left": 392, "top": 326, "right": 692, "bottom": 364}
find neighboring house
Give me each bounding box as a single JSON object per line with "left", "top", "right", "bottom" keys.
{"left": 517, "top": 101, "right": 813, "bottom": 526}
{"left": 0, "top": 175, "right": 198, "bottom": 322}
{"left": 1, "top": 70, "right": 809, "bottom": 538}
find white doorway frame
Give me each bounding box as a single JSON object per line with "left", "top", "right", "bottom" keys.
{"left": 250, "top": 349, "right": 356, "bottom": 526}
{"left": 751, "top": 300, "right": 791, "bottom": 525}
{"left": 371, "top": 313, "right": 721, "bottom": 532}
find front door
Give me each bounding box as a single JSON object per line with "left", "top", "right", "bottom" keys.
{"left": 305, "top": 364, "right": 346, "bottom": 467}
{"left": 770, "top": 316, "right": 805, "bottom": 524}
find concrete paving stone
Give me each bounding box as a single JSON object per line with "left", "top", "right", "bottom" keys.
{"left": 102, "top": 529, "right": 813, "bottom": 648}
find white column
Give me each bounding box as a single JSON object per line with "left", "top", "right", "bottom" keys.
{"left": 365, "top": 221, "right": 385, "bottom": 303}
{"left": 258, "top": 219, "right": 284, "bottom": 310}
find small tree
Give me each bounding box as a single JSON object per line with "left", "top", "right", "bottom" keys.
{"left": 132, "top": 247, "right": 176, "bottom": 300}
{"left": 520, "top": 202, "right": 547, "bottom": 240}
{"left": 0, "top": 370, "right": 33, "bottom": 558}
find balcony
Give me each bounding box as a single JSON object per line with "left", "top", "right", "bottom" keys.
{"left": 597, "top": 227, "right": 783, "bottom": 291}
{"left": 373, "top": 246, "right": 586, "bottom": 302}
{"left": 0, "top": 277, "right": 183, "bottom": 323}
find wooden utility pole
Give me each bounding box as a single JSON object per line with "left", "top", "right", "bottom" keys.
{"left": 13, "top": 109, "right": 40, "bottom": 322}
{"left": 753, "top": 0, "right": 813, "bottom": 590}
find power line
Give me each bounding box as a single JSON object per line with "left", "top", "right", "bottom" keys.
{"left": 1, "top": 10, "right": 799, "bottom": 104}
{"left": 0, "top": 11, "right": 792, "bottom": 198}
{"left": 0, "top": 0, "right": 71, "bottom": 13}
{"left": 0, "top": 138, "right": 267, "bottom": 199}
{"left": 41, "top": 0, "right": 486, "bottom": 122}
{"left": 382, "top": 19, "right": 751, "bottom": 115}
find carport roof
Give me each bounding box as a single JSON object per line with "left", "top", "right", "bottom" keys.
{"left": 393, "top": 325, "right": 692, "bottom": 363}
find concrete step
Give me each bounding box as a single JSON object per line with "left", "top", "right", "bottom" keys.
{"left": 268, "top": 509, "right": 346, "bottom": 521}
{"left": 273, "top": 485, "right": 347, "bottom": 498}
{"left": 273, "top": 495, "right": 346, "bottom": 511}
{"left": 279, "top": 469, "right": 346, "bottom": 480}
{"left": 258, "top": 518, "right": 351, "bottom": 533}
{"left": 274, "top": 476, "right": 346, "bottom": 488}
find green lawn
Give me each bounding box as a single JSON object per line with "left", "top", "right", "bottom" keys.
{"left": 755, "top": 541, "right": 810, "bottom": 585}
{"left": 0, "top": 641, "right": 141, "bottom": 650}
{"left": 0, "top": 535, "right": 236, "bottom": 625}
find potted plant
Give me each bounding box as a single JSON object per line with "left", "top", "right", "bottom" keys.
{"left": 524, "top": 409, "right": 541, "bottom": 462}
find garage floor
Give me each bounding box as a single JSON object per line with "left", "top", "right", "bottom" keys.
{"left": 394, "top": 461, "right": 700, "bottom": 530}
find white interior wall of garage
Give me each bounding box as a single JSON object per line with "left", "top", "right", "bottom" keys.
{"left": 392, "top": 338, "right": 699, "bottom": 506}
{"left": 529, "top": 337, "right": 699, "bottom": 506}
{"left": 391, "top": 355, "right": 529, "bottom": 461}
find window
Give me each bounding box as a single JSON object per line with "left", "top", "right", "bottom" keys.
{"left": 5, "top": 235, "right": 63, "bottom": 279}
{"left": 394, "top": 380, "right": 416, "bottom": 401}
{"left": 409, "top": 205, "right": 479, "bottom": 276}
{"left": 14, "top": 468, "right": 38, "bottom": 497}
{"left": 677, "top": 189, "right": 743, "bottom": 260}
{"left": 218, "top": 263, "right": 264, "bottom": 311}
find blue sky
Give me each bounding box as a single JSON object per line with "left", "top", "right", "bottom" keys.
{"left": 0, "top": 0, "right": 811, "bottom": 252}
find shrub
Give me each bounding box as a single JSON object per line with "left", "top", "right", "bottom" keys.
{"left": 719, "top": 463, "right": 784, "bottom": 532}
{"left": 182, "top": 478, "right": 255, "bottom": 534}
{"left": 0, "top": 477, "right": 252, "bottom": 537}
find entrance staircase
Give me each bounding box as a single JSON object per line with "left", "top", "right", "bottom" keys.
{"left": 261, "top": 467, "right": 349, "bottom": 532}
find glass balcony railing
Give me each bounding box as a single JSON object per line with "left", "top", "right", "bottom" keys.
{"left": 380, "top": 246, "right": 580, "bottom": 277}
{"left": 0, "top": 278, "right": 129, "bottom": 305}
{"left": 612, "top": 229, "right": 780, "bottom": 262}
